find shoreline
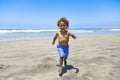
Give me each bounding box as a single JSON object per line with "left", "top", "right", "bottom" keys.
{"left": 0, "top": 34, "right": 120, "bottom": 42}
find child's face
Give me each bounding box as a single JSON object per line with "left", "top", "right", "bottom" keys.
{"left": 58, "top": 21, "right": 68, "bottom": 31}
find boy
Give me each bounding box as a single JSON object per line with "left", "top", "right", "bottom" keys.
{"left": 52, "top": 17, "right": 76, "bottom": 73}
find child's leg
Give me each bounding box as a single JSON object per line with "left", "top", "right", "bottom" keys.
{"left": 59, "top": 57, "right": 63, "bottom": 72}
{"left": 64, "top": 58, "right": 67, "bottom": 66}
{"left": 59, "top": 57, "right": 64, "bottom": 67}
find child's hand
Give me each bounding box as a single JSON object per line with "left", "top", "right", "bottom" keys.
{"left": 52, "top": 42, "right": 54, "bottom": 45}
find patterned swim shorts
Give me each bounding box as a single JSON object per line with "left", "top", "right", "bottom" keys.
{"left": 57, "top": 44, "right": 69, "bottom": 58}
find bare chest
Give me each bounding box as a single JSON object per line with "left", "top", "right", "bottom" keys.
{"left": 58, "top": 32, "right": 69, "bottom": 41}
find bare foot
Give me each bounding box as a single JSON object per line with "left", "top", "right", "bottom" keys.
{"left": 58, "top": 67, "right": 62, "bottom": 73}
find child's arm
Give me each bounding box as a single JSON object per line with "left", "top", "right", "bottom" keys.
{"left": 52, "top": 32, "right": 58, "bottom": 45}
{"left": 69, "top": 31, "right": 77, "bottom": 39}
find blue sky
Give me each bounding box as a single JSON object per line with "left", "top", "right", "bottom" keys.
{"left": 0, "top": 0, "right": 120, "bottom": 28}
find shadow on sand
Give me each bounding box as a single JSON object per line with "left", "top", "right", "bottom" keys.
{"left": 57, "top": 65, "right": 79, "bottom": 77}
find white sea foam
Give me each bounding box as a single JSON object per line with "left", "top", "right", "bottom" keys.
{"left": 110, "top": 29, "right": 120, "bottom": 31}
{"left": 0, "top": 29, "right": 57, "bottom": 33}
{"left": 70, "top": 30, "right": 94, "bottom": 33}
{"left": 0, "top": 29, "right": 95, "bottom": 34}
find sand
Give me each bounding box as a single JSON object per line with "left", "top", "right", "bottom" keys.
{"left": 0, "top": 35, "right": 120, "bottom": 80}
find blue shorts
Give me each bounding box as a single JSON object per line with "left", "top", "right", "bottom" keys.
{"left": 57, "top": 44, "right": 69, "bottom": 58}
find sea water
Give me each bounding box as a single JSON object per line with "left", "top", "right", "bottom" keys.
{"left": 0, "top": 27, "right": 120, "bottom": 41}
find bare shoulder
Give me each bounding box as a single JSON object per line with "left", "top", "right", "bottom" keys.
{"left": 55, "top": 31, "right": 60, "bottom": 36}
{"left": 56, "top": 31, "right": 60, "bottom": 34}
{"left": 68, "top": 31, "right": 73, "bottom": 35}
{"left": 68, "top": 31, "right": 77, "bottom": 39}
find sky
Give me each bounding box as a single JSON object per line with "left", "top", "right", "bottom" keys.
{"left": 0, "top": 0, "right": 120, "bottom": 29}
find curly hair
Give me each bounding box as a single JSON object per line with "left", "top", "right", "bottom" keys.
{"left": 57, "top": 17, "right": 69, "bottom": 27}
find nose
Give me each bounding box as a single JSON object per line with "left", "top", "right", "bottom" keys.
{"left": 61, "top": 25, "right": 64, "bottom": 27}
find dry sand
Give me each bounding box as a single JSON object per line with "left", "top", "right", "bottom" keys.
{"left": 0, "top": 35, "right": 120, "bottom": 80}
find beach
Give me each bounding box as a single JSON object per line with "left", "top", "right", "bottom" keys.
{"left": 0, "top": 35, "right": 120, "bottom": 80}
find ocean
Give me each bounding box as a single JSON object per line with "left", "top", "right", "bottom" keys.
{"left": 0, "top": 28, "right": 120, "bottom": 41}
